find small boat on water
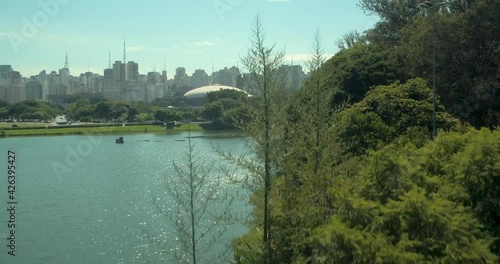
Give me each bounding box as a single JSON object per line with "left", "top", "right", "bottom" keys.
{"left": 174, "top": 139, "right": 186, "bottom": 142}
{"left": 115, "top": 137, "right": 124, "bottom": 144}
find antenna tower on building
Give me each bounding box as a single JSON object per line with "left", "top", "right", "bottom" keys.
{"left": 64, "top": 51, "right": 69, "bottom": 69}
{"left": 123, "top": 35, "right": 126, "bottom": 63}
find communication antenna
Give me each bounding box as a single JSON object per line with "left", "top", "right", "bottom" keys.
{"left": 64, "top": 51, "right": 69, "bottom": 69}
{"left": 123, "top": 34, "right": 126, "bottom": 63}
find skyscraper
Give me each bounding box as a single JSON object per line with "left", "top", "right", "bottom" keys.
{"left": 162, "top": 61, "right": 168, "bottom": 97}
{"left": 174, "top": 67, "right": 189, "bottom": 87}
{"left": 104, "top": 69, "right": 113, "bottom": 80}
{"left": 59, "top": 52, "right": 71, "bottom": 92}
{"left": 113, "top": 61, "right": 126, "bottom": 82}
{"left": 213, "top": 66, "right": 240, "bottom": 87}
{"left": 126, "top": 61, "right": 139, "bottom": 81}
{"left": 0, "top": 65, "right": 13, "bottom": 80}
{"left": 26, "top": 81, "right": 43, "bottom": 100}
{"left": 191, "top": 69, "right": 208, "bottom": 88}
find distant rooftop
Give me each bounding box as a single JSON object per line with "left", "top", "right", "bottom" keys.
{"left": 184, "top": 84, "right": 250, "bottom": 98}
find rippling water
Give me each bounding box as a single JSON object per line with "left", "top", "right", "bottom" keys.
{"left": 0, "top": 132, "right": 252, "bottom": 264}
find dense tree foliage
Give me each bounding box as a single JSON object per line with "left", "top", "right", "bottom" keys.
{"left": 154, "top": 109, "right": 182, "bottom": 122}
{"left": 6, "top": 100, "right": 62, "bottom": 121}
{"left": 206, "top": 89, "right": 248, "bottom": 103}
{"left": 302, "top": 42, "right": 406, "bottom": 107}
{"left": 334, "top": 78, "right": 461, "bottom": 155}
{"left": 200, "top": 90, "right": 252, "bottom": 129}
{"left": 66, "top": 98, "right": 184, "bottom": 123}
{"left": 233, "top": 0, "right": 499, "bottom": 262}
{"left": 2, "top": 92, "right": 247, "bottom": 127}
{"left": 399, "top": 0, "right": 500, "bottom": 127}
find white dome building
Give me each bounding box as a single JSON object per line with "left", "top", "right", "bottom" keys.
{"left": 184, "top": 84, "right": 249, "bottom": 99}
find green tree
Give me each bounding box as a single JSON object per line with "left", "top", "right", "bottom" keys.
{"left": 135, "top": 113, "right": 153, "bottom": 123}
{"left": 109, "top": 102, "right": 129, "bottom": 121}
{"left": 154, "top": 109, "right": 181, "bottom": 122}
{"left": 223, "top": 105, "right": 254, "bottom": 127}
{"left": 319, "top": 42, "right": 404, "bottom": 105}
{"left": 420, "top": 128, "right": 500, "bottom": 254}
{"left": 95, "top": 101, "right": 112, "bottom": 120}
{"left": 0, "top": 99, "right": 9, "bottom": 108}
{"left": 399, "top": 0, "right": 500, "bottom": 128}
{"left": 302, "top": 129, "right": 499, "bottom": 263}
{"left": 200, "top": 102, "right": 223, "bottom": 122}
{"left": 358, "top": 0, "right": 421, "bottom": 45}
{"left": 127, "top": 106, "right": 139, "bottom": 122}
{"left": 336, "top": 30, "right": 367, "bottom": 50}
{"left": 310, "top": 187, "right": 497, "bottom": 263}
{"left": 73, "top": 105, "right": 96, "bottom": 122}
{"left": 336, "top": 108, "right": 395, "bottom": 156}
{"left": 0, "top": 107, "right": 9, "bottom": 121}
{"left": 9, "top": 100, "right": 61, "bottom": 121}
{"left": 354, "top": 78, "right": 460, "bottom": 135}
{"left": 206, "top": 89, "right": 248, "bottom": 104}
{"left": 233, "top": 13, "right": 287, "bottom": 262}
{"left": 9, "top": 102, "right": 31, "bottom": 119}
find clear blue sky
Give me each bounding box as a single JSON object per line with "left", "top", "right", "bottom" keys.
{"left": 0, "top": 0, "right": 379, "bottom": 77}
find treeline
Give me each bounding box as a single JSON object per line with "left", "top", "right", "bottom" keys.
{"left": 0, "top": 90, "right": 250, "bottom": 126}
{"left": 230, "top": 0, "right": 499, "bottom": 263}
{"left": 0, "top": 99, "right": 63, "bottom": 121}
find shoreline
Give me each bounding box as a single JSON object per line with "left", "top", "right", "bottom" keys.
{"left": 0, "top": 124, "right": 204, "bottom": 138}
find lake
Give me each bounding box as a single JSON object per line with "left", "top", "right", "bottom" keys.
{"left": 0, "top": 131, "right": 253, "bottom": 264}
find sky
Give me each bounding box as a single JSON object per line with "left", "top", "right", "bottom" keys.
{"left": 0, "top": 0, "right": 380, "bottom": 78}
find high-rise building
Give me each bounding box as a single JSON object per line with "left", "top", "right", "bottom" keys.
{"left": 173, "top": 67, "right": 189, "bottom": 88}
{"left": 279, "top": 65, "right": 306, "bottom": 92}
{"left": 103, "top": 68, "right": 113, "bottom": 80}
{"left": 0, "top": 65, "right": 13, "bottom": 80}
{"left": 57, "top": 52, "right": 71, "bottom": 92}
{"left": 102, "top": 50, "right": 114, "bottom": 81}
{"left": 0, "top": 70, "right": 24, "bottom": 103}
{"left": 80, "top": 72, "right": 95, "bottom": 92}
{"left": 37, "top": 70, "right": 49, "bottom": 99}
{"left": 113, "top": 61, "right": 126, "bottom": 82}
{"left": 111, "top": 60, "right": 139, "bottom": 82}
{"left": 126, "top": 61, "right": 139, "bottom": 81}
{"left": 26, "top": 81, "right": 43, "bottom": 100}
{"left": 147, "top": 71, "right": 161, "bottom": 85}
{"left": 191, "top": 69, "right": 208, "bottom": 88}
{"left": 59, "top": 68, "right": 70, "bottom": 86}
{"left": 161, "top": 62, "right": 168, "bottom": 97}
{"left": 213, "top": 66, "right": 240, "bottom": 87}
{"left": 47, "top": 71, "right": 66, "bottom": 96}
{"left": 102, "top": 81, "right": 122, "bottom": 101}
{"left": 175, "top": 67, "right": 187, "bottom": 80}
{"left": 11, "top": 71, "right": 22, "bottom": 85}
{"left": 123, "top": 82, "right": 146, "bottom": 102}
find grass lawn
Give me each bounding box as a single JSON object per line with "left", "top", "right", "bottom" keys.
{"left": 2, "top": 124, "right": 203, "bottom": 137}
{"left": 0, "top": 123, "right": 49, "bottom": 129}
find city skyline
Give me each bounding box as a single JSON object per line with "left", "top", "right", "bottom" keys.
{"left": 0, "top": 0, "right": 379, "bottom": 77}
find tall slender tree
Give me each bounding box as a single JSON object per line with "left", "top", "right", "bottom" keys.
{"left": 144, "top": 127, "right": 236, "bottom": 264}
{"left": 239, "top": 13, "right": 287, "bottom": 261}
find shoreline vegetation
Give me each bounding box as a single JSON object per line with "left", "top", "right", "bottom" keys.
{"left": 0, "top": 123, "right": 204, "bottom": 137}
